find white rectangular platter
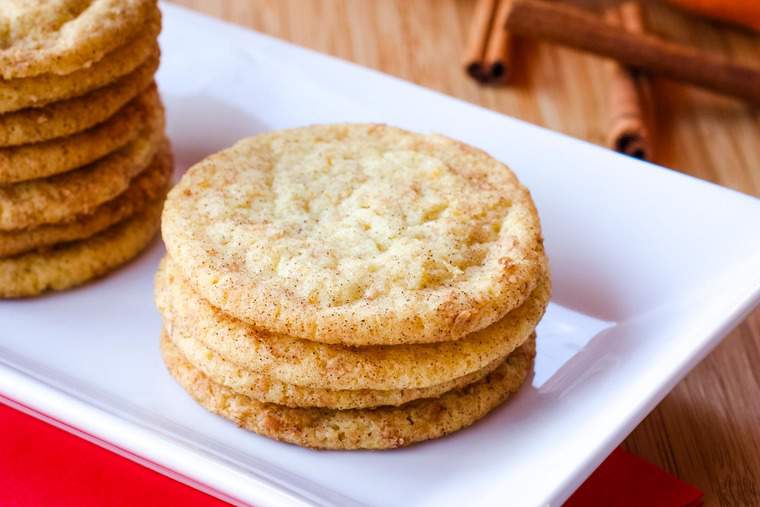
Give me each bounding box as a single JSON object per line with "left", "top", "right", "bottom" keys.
{"left": 2, "top": 4, "right": 760, "bottom": 506}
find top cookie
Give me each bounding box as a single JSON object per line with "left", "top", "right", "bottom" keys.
{"left": 163, "top": 124, "right": 546, "bottom": 346}
{"left": 0, "top": 0, "right": 155, "bottom": 79}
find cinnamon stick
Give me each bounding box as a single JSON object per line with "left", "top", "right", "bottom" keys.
{"left": 464, "top": 0, "right": 498, "bottom": 81}
{"left": 605, "top": 2, "right": 651, "bottom": 159}
{"left": 483, "top": 0, "right": 516, "bottom": 83}
{"left": 505, "top": 0, "right": 760, "bottom": 103}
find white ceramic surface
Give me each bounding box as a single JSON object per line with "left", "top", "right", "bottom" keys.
{"left": 1, "top": 4, "right": 760, "bottom": 506}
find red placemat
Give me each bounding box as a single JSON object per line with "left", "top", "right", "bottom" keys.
{"left": 0, "top": 402, "right": 228, "bottom": 507}
{"left": 0, "top": 401, "right": 702, "bottom": 506}
{"left": 565, "top": 447, "right": 703, "bottom": 507}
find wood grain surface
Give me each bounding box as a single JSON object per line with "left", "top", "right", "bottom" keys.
{"left": 168, "top": 1, "right": 760, "bottom": 504}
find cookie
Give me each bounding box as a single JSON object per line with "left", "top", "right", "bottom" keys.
{"left": 0, "top": 53, "right": 159, "bottom": 147}
{"left": 0, "top": 115, "right": 165, "bottom": 231}
{"left": 0, "top": 143, "right": 172, "bottom": 258}
{"left": 163, "top": 124, "right": 546, "bottom": 346}
{"left": 0, "top": 0, "right": 157, "bottom": 80}
{"left": 162, "top": 331, "right": 536, "bottom": 450}
{"left": 0, "top": 14, "right": 160, "bottom": 113}
{"left": 165, "top": 328, "right": 506, "bottom": 410}
{"left": 156, "top": 257, "right": 549, "bottom": 390}
{"left": 0, "top": 197, "right": 163, "bottom": 298}
{"left": 0, "top": 85, "right": 161, "bottom": 184}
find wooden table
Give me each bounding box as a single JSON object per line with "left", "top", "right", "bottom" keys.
{"left": 169, "top": 2, "right": 760, "bottom": 504}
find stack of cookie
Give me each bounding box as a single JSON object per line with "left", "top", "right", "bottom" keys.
{"left": 157, "top": 124, "right": 549, "bottom": 449}
{"left": 0, "top": 0, "right": 170, "bottom": 298}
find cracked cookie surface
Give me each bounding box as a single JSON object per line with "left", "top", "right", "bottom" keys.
{"left": 0, "top": 0, "right": 157, "bottom": 79}
{"left": 163, "top": 124, "right": 547, "bottom": 345}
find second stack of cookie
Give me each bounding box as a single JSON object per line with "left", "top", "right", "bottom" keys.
{"left": 158, "top": 124, "right": 550, "bottom": 449}
{"left": 0, "top": 0, "right": 171, "bottom": 297}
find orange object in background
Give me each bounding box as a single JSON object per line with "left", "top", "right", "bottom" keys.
{"left": 668, "top": 0, "right": 760, "bottom": 31}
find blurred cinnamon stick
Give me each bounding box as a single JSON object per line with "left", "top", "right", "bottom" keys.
{"left": 464, "top": 0, "right": 516, "bottom": 83}
{"left": 483, "top": 0, "right": 515, "bottom": 83}
{"left": 464, "top": 0, "right": 498, "bottom": 81}
{"left": 505, "top": 0, "right": 760, "bottom": 103}
{"left": 605, "top": 2, "right": 651, "bottom": 159}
